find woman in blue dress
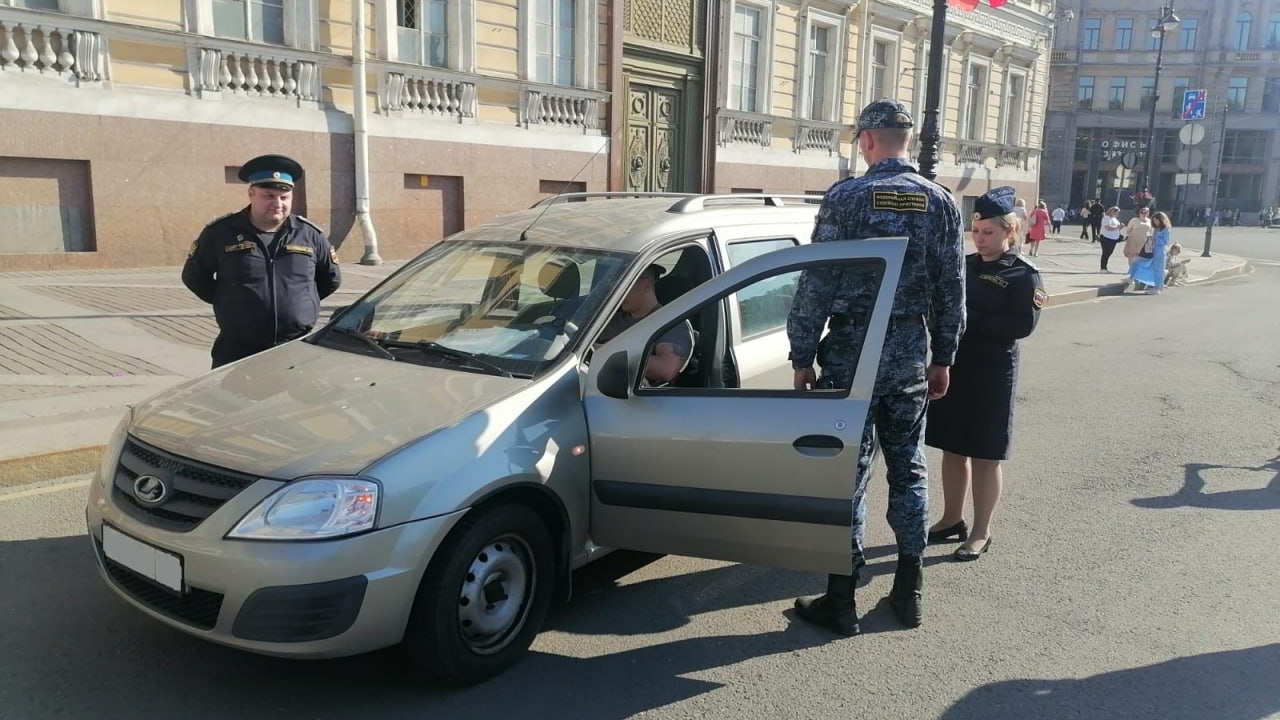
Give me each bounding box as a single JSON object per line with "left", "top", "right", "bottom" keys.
{"left": 1127, "top": 211, "right": 1173, "bottom": 294}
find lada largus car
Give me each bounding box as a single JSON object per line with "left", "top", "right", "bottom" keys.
{"left": 86, "top": 192, "right": 907, "bottom": 686}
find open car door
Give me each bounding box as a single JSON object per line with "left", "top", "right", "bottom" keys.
{"left": 584, "top": 238, "right": 907, "bottom": 574}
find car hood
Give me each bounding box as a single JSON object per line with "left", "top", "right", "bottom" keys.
{"left": 129, "top": 340, "right": 528, "bottom": 479}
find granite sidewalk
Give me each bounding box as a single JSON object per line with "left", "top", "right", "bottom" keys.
{"left": 0, "top": 236, "right": 1250, "bottom": 485}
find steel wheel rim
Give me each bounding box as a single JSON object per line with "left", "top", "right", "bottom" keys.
{"left": 456, "top": 533, "right": 535, "bottom": 655}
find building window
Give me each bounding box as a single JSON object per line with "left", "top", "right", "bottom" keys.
{"left": 1169, "top": 76, "right": 1189, "bottom": 116}
{"left": 1108, "top": 77, "right": 1126, "bottom": 110}
{"left": 1114, "top": 18, "right": 1133, "bottom": 50}
{"left": 1077, "top": 75, "right": 1095, "bottom": 110}
{"left": 1269, "top": 12, "right": 1280, "bottom": 49}
{"left": 962, "top": 61, "right": 987, "bottom": 140}
{"left": 1263, "top": 77, "right": 1280, "bottom": 112}
{"left": 1219, "top": 173, "right": 1263, "bottom": 207}
{"left": 914, "top": 43, "right": 947, "bottom": 129}
{"left": 1139, "top": 77, "right": 1156, "bottom": 110}
{"left": 1178, "top": 17, "right": 1197, "bottom": 51}
{"left": 1082, "top": 17, "right": 1101, "bottom": 50}
{"left": 533, "top": 0, "right": 575, "bottom": 85}
{"left": 1227, "top": 77, "right": 1248, "bottom": 111}
{"left": 1234, "top": 12, "right": 1252, "bottom": 50}
{"left": 9, "top": 0, "right": 60, "bottom": 7}
{"left": 1003, "top": 72, "right": 1026, "bottom": 145}
{"left": 802, "top": 13, "right": 842, "bottom": 121}
{"left": 870, "top": 39, "right": 892, "bottom": 101}
{"left": 729, "top": 3, "right": 765, "bottom": 112}
{"left": 1223, "top": 130, "right": 1270, "bottom": 162}
{"left": 212, "top": 0, "right": 285, "bottom": 44}
{"left": 396, "top": 0, "right": 448, "bottom": 67}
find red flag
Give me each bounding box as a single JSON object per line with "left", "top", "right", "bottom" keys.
{"left": 947, "top": 0, "right": 1008, "bottom": 10}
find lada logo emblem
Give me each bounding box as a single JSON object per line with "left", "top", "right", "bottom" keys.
{"left": 132, "top": 475, "right": 169, "bottom": 505}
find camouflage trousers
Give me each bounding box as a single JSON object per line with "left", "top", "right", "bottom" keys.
{"left": 817, "top": 323, "right": 930, "bottom": 576}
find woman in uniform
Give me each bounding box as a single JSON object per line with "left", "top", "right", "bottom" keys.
{"left": 925, "top": 186, "right": 1044, "bottom": 561}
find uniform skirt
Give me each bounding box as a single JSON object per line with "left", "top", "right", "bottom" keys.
{"left": 925, "top": 337, "right": 1018, "bottom": 461}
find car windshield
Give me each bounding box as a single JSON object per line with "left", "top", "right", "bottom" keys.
{"left": 314, "top": 234, "right": 633, "bottom": 377}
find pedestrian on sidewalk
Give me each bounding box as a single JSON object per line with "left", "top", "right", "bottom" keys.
{"left": 182, "top": 154, "right": 343, "bottom": 368}
{"left": 1025, "top": 200, "right": 1050, "bottom": 256}
{"left": 925, "top": 186, "right": 1043, "bottom": 562}
{"left": 787, "top": 98, "right": 966, "bottom": 637}
{"left": 1087, "top": 199, "right": 1105, "bottom": 242}
{"left": 1126, "top": 212, "right": 1173, "bottom": 295}
{"left": 1165, "top": 242, "right": 1191, "bottom": 286}
{"left": 1050, "top": 205, "right": 1065, "bottom": 235}
{"left": 1012, "top": 198, "right": 1029, "bottom": 253}
{"left": 1078, "top": 203, "right": 1091, "bottom": 240}
{"left": 1099, "top": 206, "right": 1124, "bottom": 272}
{"left": 1121, "top": 207, "right": 1153, "bottom": 270}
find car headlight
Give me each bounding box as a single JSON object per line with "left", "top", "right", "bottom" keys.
{"left": 97, "top": 408, "right": 133, "bottom": 491}
{"left": 227, "top": 478, "right": 379, "bottom": 540}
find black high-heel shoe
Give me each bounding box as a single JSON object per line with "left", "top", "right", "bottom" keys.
{"left": 953, "top": 537, "right": 992, "bottom": 562}
{"left": 927, "top": 520, "right": 968, "bottom": 544}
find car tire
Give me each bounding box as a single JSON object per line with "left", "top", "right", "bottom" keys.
{"left": 403, "top": 503, "right": 556, "bottom": 686}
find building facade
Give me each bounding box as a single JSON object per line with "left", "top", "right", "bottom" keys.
{"left": 1040, "top": 0, "right": 1280, "bottom": 222}
{"left": 0, "top": 0, "right": 1052, "bottom": 271}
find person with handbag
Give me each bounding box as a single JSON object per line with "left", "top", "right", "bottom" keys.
{"left": 1098, "top": 206, "right": 1124, "bottom": 272}
{"left": 1121, "top": 207, "right": 1153, "bottom": 269}
{"left": 1126, "top": 212, "right": 1173, "bottom": 294}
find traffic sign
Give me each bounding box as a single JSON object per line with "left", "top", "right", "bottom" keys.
{"left": 1120, "top": 151, "right": 1138, "bottom": 169}
{"left": 1175, "top": 173, "right": 1202, "bottom": 186}
{"left": 1179, "top": 122, "right": 1206, "bottom": 145}
{"left": 1175, "top": 148, "right": 1203, "bottom": 171}
{"left": 1181, "top": 90, "right": 1207, "bottom": 120}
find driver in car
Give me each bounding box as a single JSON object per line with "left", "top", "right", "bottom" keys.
{"left": 596, "top": 264, "right": 694, "bottom": 386}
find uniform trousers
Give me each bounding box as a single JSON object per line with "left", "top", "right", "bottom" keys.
{"left": 819, "top": 323, "right": 930, "bottom": 577}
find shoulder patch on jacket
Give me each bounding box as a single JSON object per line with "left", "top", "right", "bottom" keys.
{"left": 204, "top": 212, "right": 235, "bottom": 228}
{"left": 295, "top": 215, "right": 325, "bottom": 233}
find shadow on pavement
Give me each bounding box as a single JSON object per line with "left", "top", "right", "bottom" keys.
{"left": 1132, "top": 454, "right": 1280, "bottom": 511}
{"left": 0, "top": 536, "right": 840, "bottom": 720}
{"left": 938, "top": 644, "right": 1280, "bottom": 720}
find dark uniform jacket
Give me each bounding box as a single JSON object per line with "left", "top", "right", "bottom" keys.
{"left": 182, "top": 208, "right": 341, "bottom": 356}
{"left": 787, "top": 157, "right": 967, "bottom": 371}
{"left": 963, "top": 251, "right": 1043, "bottom": 346}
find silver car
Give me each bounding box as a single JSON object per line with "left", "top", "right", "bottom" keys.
{"left": 85, "top": 192, "right": 906, "bottom": 685}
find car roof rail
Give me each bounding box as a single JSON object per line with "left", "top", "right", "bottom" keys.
{"left": 529, "top": 191, "right": 698, "bottom": 209}
{"left": 665, "top": 193, "right": 824, "bottom": 214}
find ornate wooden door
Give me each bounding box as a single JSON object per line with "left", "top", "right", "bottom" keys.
{"left": 626, "top": 82, "right": 684, "bottom": 193}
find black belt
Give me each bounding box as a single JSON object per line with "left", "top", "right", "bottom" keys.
{"left": 828, "top": 312, "right": 924, "bottom": 331}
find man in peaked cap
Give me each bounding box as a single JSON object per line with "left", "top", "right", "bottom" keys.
{"left": 786, "top": 98, "right": 967, "bottom": 636}
{"left": 182, "top": 154, "right": 341, "bottom": 368}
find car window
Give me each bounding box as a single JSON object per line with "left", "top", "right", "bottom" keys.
{"left": 316, "top": 234, "right": 632, "bottom": 377}
{"left": 726, "top": 238, "right": 800, "bottom": 339}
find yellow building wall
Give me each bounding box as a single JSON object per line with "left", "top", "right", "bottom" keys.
{"left": 108, "top": 41, "right": 188, "bottom": 91}
{"left": 104, "top": 0, "right": 183, "bottom": 30}
{"left": 476, "top": 0, "right": 518, "bottom": 79}
{"left": 770, "top": 5, "right": 798, "bottom": 120}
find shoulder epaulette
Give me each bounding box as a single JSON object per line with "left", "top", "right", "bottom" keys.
{"left": 1016, "top": 255, "right": 1040, "bottom": 271}
{"left": 204, "top": 212, "right": 236, "bottom": 228}
{"left": 295, "top": 215, "right": 325, "bottom": 233}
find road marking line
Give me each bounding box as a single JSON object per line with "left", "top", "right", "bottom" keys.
{"left": 0, "top": 477, "right": 91, "bottom": 502}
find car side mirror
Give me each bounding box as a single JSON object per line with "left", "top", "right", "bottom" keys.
{"left": 597, "top": 350, "right": 630, "bottom": 399}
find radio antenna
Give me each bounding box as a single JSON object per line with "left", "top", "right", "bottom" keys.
{"left": 519, "top": 130, "right": 615, "bottom": 242}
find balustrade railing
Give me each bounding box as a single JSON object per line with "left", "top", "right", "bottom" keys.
{"left": 193, "top": 46, "right": 319, "bottom": 101}
{"left": 0, "top": 15, "right": 102, "bottom": 80}
{"left": 718, "top": 110, "right": 772, "bottom": 147}
{"left": 379, "top": 67, "right": 476, "bottom": 118}
{"left": 519, "top": 85, "right": 604, "bottom": 131}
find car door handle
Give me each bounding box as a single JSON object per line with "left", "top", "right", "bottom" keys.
{"left": 793, "top": 435, "right": 844, "bottom": 458}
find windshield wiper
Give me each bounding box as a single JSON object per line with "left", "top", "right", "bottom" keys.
{"left": 327, "top": 326, "right": 396, "bottom": 360}
{"left": 380, "top": 339, "right": 517, "bottom": 378}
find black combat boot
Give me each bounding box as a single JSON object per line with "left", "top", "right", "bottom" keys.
{"left": 794, "top": 573, "right": 861, "bottom": 636}
{"left": 887, "top": 555, "right": 923, "bottom": 628}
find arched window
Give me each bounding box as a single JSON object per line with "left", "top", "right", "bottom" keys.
{"left": 1267, "top": 12, "right": 1280, "bottom": 49}
{"left": 1234, "top": 11, "right": 1252, "bottom": 50}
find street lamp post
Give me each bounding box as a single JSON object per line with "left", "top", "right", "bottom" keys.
{"left": 917, "top": 0, "right": 949, "bottom": 181}
{"left": 1202, "top": 103, "right": 1228, "bottom": 257}
{"left": 1139, "top": 4, "right": 1180, "bottom": 208}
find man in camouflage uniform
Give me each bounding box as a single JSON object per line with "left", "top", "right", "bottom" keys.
{"left": 787, "top": 99, "right": 967, "bottom": 636}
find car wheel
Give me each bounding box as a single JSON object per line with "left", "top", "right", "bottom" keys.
{"left": 403, "top": 503, "right": 555, "bottom": 686}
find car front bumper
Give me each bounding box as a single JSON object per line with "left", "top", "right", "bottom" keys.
{"left": 86, "top": 473, "right": 465, "bottom": 659}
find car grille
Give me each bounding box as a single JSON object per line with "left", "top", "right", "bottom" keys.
{"left": 96, "top": 538, "right": 224, "bottom": 630}
{"left": 111, "top": 438, "right": 261, "bottom": 532}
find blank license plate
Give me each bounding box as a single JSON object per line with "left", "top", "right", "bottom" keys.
{"left": 103, "top": 525, "right": 184, "bottom": 593}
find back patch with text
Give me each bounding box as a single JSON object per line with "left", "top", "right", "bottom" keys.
{"left": 872, "top": 191, "right": 929, "bottom": 213}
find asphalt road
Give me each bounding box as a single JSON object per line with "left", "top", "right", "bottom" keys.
{"left": 1175, "top": 224, "right": 1280, "bottom": 264}
{"left": 2, "top": 265, "right": 1278, "bottom": 720}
